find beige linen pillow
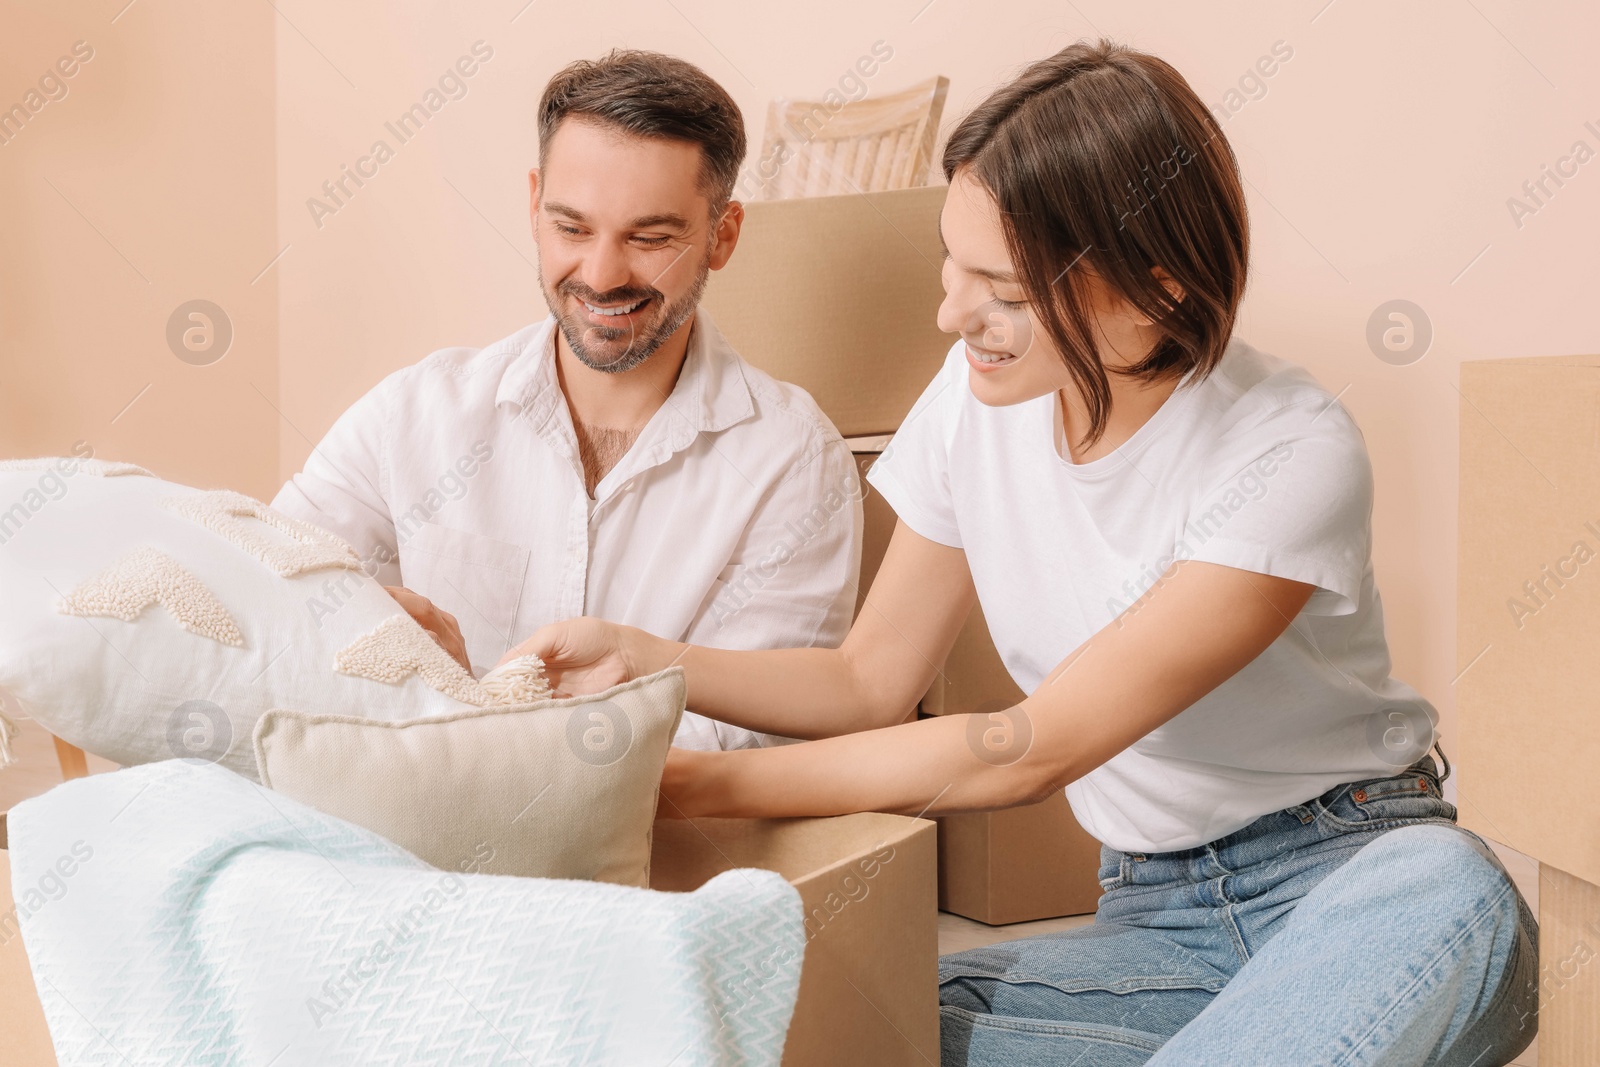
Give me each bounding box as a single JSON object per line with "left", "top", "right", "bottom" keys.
{"left": 253, "top": 668, "right": 686, "bottom": 887}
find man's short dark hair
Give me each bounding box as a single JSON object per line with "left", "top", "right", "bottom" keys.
{"left": 538, "top": 50, "right": 746, "bottom": 215}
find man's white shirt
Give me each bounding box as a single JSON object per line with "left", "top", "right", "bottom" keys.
{"left": 272, "top": 309, "right": 862, "bottom": 750}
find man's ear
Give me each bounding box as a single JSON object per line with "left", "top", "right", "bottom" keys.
{"left": 708, "top": 200, "right": 745, "bottom": 271}
{"left": 527, "top": 167, "right": 541, "bottom": 242}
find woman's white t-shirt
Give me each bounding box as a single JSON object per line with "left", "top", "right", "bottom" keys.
{"left": 866, "top": 337, "right": 1439, "bottom": 854}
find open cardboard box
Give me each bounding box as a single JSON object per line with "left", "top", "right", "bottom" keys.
{"left": 0, "top": 809, "right": 937, "bottom": 1067}
{"left": 651, "top": 812, "right": 938, "bottom": 1066}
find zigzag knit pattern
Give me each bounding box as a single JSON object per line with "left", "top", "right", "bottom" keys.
{"left": 8, "top": 761, "right": 805, "bottom": 1065}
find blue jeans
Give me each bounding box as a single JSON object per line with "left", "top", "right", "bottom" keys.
{"left": 939, "top": 751, "right": 1539, "bottom": 1066}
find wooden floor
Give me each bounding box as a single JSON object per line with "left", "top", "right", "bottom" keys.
{"left": 0, "top": 716, "right": 1542, "bottom": 1064}
{"left": 0, "top": 714, "right": 117, "bottom": 812}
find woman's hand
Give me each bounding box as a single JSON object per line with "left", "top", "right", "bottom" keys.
{"left": 497, "top": 617, "right": 679, "bottom": 697}
{"left": 657, "top": 747, "right": 716, "bottom": 820}
{"left": 384, "top": 586, "right": 469, "bottom": 671}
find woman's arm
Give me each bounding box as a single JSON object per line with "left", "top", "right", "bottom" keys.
{"left": 504, "top": 520, "right": 980, "bottom": 737}
{"left": 658, "top": 560, "right": 1318, "bottom": 819}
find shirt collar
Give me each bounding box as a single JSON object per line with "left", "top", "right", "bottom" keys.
{"left": 494, "top": 307, "right": 755, "bottom": 445}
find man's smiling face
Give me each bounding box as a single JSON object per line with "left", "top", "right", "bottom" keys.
{"left": 530, "top": 117, "right": 736, "bottom": 374}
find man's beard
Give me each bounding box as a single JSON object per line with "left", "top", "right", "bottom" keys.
{"left": 540, "top": 250, "right": 712, "bottom": 375}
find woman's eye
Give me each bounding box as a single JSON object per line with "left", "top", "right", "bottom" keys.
{"left": 992, "top": 295, "right": 1028, "bottom": 310}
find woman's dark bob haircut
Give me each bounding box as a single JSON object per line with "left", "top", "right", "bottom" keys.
{"left": 943, "top": 39, "right": 1249, "bottom": 449}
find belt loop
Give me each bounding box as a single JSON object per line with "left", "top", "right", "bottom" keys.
{"left": 1431, "top": 739, "right": 1452, "bottom": 785}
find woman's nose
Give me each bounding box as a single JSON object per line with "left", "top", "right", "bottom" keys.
{"left": 937, "top": 288, "right": 978, "bottom": 335}
{"left": 939, "top": 286, "right": 999, "bottom": 338}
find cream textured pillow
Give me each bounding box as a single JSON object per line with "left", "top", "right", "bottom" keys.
{"left": 253, "top": 668, "right": 687, "bottom": 886}
{"left": 0, "top": 457, "right": 507, "bottom": 779}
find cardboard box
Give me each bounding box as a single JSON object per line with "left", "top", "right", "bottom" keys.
{"left": 1458, "top": 355, "right": 1600, "bottom": 1066}
{"left": 850, "top": 439, "right": 1103, "bottom": 925}
{"left": 0, "top": 812, "right": 936, "bottom": 1067}
{"left": 651, "top": 812, "right": 938, "bottom": 1066}
{"left": 849, "top": 438, "right": 897, "bottom": 619}
{"left": 917, "top": 604, "right": 1105, "bottom": 924}
{"left": 1457, "top": 354, "right": 1600, "bottom": 884}
{"left": 1538, "top": 862, "right": 1600, "bottom": 1067}
{"left": 704, "top": 186, "right": 950, "bottom": 438}
{"left": 929, "top": 789, "right": 1104, "bottom": 926}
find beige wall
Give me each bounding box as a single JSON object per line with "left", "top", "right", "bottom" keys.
{"left": 6, "top": 1, "right": 1598, "bottom": 821}
{"left": 0, "top": 0, "right": 279, "bottom": 499}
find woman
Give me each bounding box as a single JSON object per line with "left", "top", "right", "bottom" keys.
{"left": 504, "top": 40, "right": 1538, "bottom": 1066}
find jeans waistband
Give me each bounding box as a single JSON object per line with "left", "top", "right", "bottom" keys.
{"left": 1111, "top": 746, "right": 1450, "bottom": 864}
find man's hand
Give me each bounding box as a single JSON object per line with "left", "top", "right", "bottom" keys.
{"left": 384, "top": 586, "right": 470, "bottom": 672}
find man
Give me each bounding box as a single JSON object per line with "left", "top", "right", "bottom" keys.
{"left": 272, "top": 50, "right": 862, "bottom": 749}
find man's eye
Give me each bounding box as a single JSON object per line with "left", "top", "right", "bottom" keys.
{"left": 554, "top": 223, "right": 583, "bottom": 236}
{"left": 633, "top": 235, "right": 672, "bottom": 247}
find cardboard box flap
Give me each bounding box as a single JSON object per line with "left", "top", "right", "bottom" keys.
{"left": 650, "top": 811, "right": 929, "bottom": 891}
{"left": 1463, "top": 353, "right": 1600, "bottom": 368}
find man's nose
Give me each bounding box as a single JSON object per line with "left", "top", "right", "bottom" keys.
{"left": 581, "top": 240, "right": 634, "bottom": 296}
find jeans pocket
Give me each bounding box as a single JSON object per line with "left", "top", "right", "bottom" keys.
{"left": 1097, "top": 844, "right": 1129, "bottom": 891}
{"left": 1317, "top": 764, "right": 1458, "bottom": 829}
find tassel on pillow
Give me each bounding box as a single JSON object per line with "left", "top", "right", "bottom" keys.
{"left": 478, "top": 655, "right": 554, "bottom": 706}
{"left": 0, "top": 710, "right": 18, "bottom": 770}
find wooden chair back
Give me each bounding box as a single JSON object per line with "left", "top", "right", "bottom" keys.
{"left": 757, "top": 75, "right": 949, "bottom": 200}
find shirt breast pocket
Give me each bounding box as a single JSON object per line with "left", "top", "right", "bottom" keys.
{"left": 398, "top": 523, "right": 531, "bottom": 675}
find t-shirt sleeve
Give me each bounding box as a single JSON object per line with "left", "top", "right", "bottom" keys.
{"left": 1182, "top": 398, "right": 1374, "bottom": 617}
{"left": 270, "top": 374, "right": 402, "bottom": 585}
{"left": 863, "top": 344, "right": 964, "bottom": 548}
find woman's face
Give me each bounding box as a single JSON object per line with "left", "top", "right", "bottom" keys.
{"left": 936, "top": 169, "right": 1156, "bottom": 408}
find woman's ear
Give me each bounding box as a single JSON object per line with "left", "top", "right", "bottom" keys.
{"left": 1132, "top": 267, "right": 1185, "bottom": 326}
{"left": 1153, "top": 266, "right": 1185, "bottom": 305}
